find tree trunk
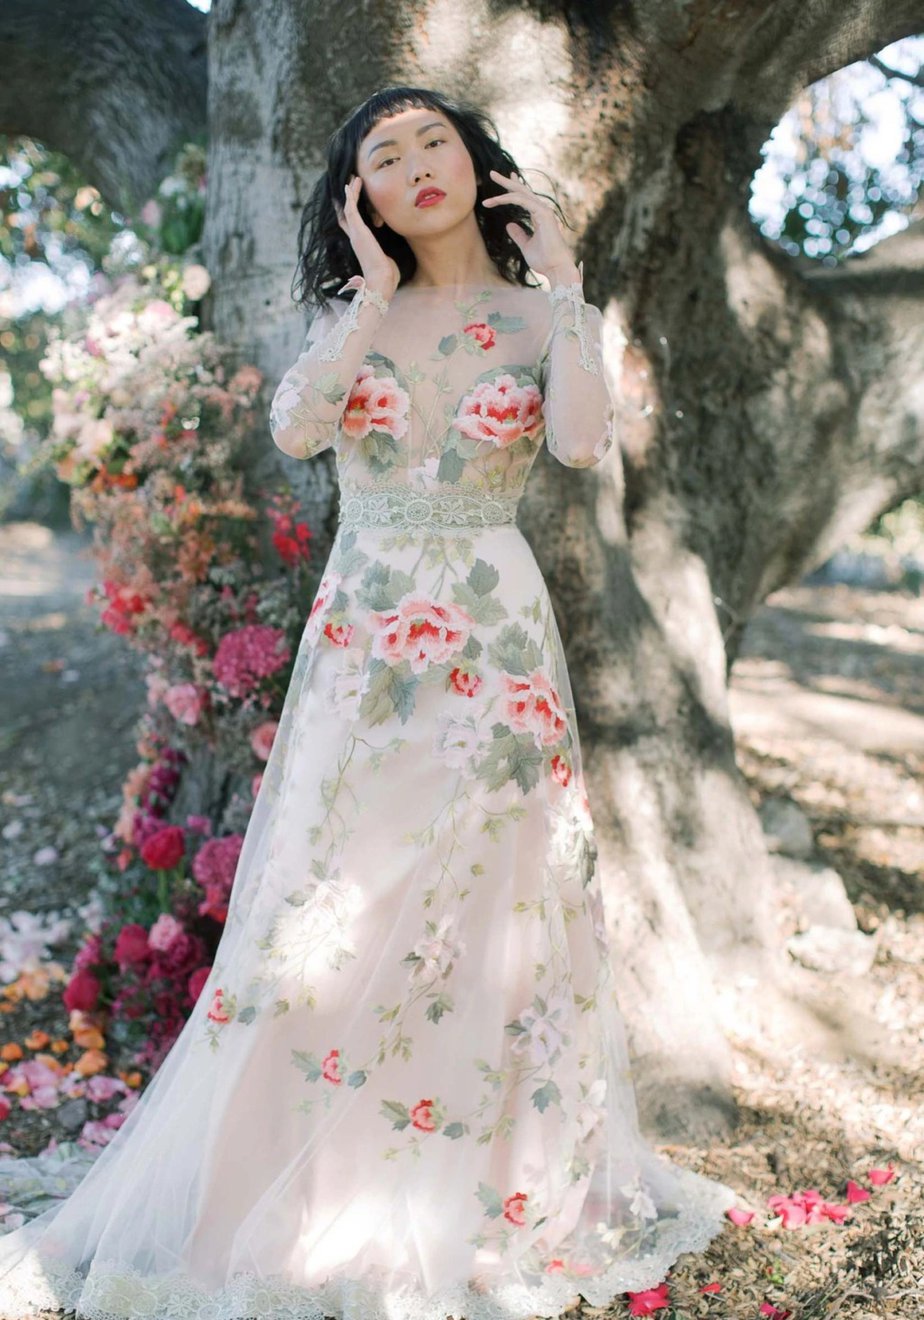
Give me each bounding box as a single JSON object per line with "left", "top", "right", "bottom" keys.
{"left": 8, "top": 0, "right": 924, "bottom": 1137}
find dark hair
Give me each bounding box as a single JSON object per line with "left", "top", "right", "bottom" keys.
{"left": 291, "top": 85, "right": 572, "bottom": 311}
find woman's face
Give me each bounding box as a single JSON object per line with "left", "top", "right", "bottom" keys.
{"left": 354, "top": 106, "right": 479, "bottom": 237}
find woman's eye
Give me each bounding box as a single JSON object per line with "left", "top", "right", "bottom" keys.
{"left": 377, "top": 139, "right": 444, "bottom": 168}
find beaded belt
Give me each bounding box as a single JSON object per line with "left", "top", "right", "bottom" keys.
{"left": 337, "top": 484, "right": 521, "bottom": 531}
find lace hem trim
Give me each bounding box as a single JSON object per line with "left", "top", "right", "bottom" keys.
{"left": 548, "top": 281, "right": 599, "bottom": 376}
{"left": 0, "top": 1174, "right": 734, "bottom": 1319}
{"left": 337, "top": 483, "right": 521, "bottom": 530}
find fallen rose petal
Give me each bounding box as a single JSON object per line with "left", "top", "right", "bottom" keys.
{"left": 868, "top": 1164, "right": 896, "bottom": 1185}
{"left": 726, "top": 1205, "right": 755, "bottom": 1226}
{"left": 699, "top": 1280, "right": 722, "bottom": 1293}
{"left": 759, "top": 1306, "right": 793, "bottom": 1319}
{"left": 625, "top": 1281, "right": 670, "bottom": 1315}
{"left": 845, "top": 1179, "right": 870, "bottom": 1203}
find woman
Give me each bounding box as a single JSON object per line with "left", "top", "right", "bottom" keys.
{"left": 0, "top": 84, "right": 737, "bottom": 1320}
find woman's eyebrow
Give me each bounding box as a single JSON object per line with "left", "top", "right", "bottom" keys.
{"left": 366, "top": 121, "right": 447, "bottom": 159}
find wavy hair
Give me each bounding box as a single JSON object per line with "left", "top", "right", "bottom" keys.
{"left": 290, "top": 85, "right": 572, "bottom": 311}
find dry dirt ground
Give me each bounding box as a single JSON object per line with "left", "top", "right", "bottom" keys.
{"left": 0, "top": 520, "right": 921, "bottom": 1320}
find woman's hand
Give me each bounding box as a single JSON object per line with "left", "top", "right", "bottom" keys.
{"left": 481, "top": 169, "right": 581, "bottom": 284}
{"left": 334, "top": 176, "right": 400, "bottom": 298}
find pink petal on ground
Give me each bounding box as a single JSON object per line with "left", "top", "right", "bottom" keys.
{"left": 726, "top": 1205, "right": 755, "bottom": 1226}
{"left": 845, "top": 1180, "right": 871, "bottom": 1203}
{"left": 868, "top": 1164, "right": 896, "bottom": 1185}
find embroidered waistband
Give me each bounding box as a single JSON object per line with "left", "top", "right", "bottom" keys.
{"left": 337, "top": 484, "right": 521, "bottom": 531}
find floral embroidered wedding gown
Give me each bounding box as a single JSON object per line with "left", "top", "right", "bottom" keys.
{"left": 0, "top": 273, "right": 737, "bottom": 1320}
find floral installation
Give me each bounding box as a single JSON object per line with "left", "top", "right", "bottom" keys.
{"left": 0, "top": 144, "right": 324, "bottom": 1166}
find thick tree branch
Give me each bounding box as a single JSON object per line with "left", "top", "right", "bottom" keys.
{"left": 0, "top": 0, "right": 207, "bottom": 214}
{"left": 868, "top": 53, "right": 924, "bottom": 88}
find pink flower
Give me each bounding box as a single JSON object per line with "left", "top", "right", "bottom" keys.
{"left": 207, "top": 987, "right": 230, "bottom": 1023}
{"left": 213, "top": 624, "right": 290, "bottom": 698}
{"left": 449, "top": 666, "right": 482, "bottom": 697}
{"left": 323, "top": 621, "right": 354, "bottom": 647}
{"left": 767, "top": 1188, "right": 850, "bottom": 1228}
{"left": 502, "top": 1191, "right": 528, "bottom": 1226}
{"left": 453, "top": 373, "right": 543, "bottom": 447}
{"left": 462, "top": 322, "right": 496, "bottom": 350}
{"left": 148, "top": 913, "right": 184, "bottom": 953}
{"left": 114, "top": 923, "right": 150, "bottom": 966}
{"left": 410, "top": 1099, "right": 436, "bottom": 1132}
{"left": 342, "top": 365, "right": 410, "bottom": 442}
{"left": 625, "top": 1282, "right": 670, "bottom": 1316}
{"left": 140, "top": 825, "right": 185, "bottom": 870}
{"left": 321, "top": 1049, "right": 342, "bottom": 1084}
{"left": 305, "top": 572, "right": 342, "bottom": 645}
{"left": 503, "top": 669, "right": 567, "bottom": 747}
{"left": 249, "top": 720, "right": 278, "bottom": 762}
{"left": 163, "top": 683, "right": 205, "bottom": 726}
{"left": 85, "top": 1075, "right": 127, "bottom": 1103}
{"left": 188, "top": 966, "right": 212, "bottom": 1003}
{"left": 368, "top": 592, "right": 475, "bottom": 675}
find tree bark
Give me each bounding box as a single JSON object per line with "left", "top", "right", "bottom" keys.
{"left": 7, "top": 0, "right": 923, "bottom": 1137}
{"left": 0, "top": 0, "right": 207, "bottom": 215}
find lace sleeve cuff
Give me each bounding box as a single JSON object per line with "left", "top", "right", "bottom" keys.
{"left": 313, "top": 276, "right": 392, "bottom": 363}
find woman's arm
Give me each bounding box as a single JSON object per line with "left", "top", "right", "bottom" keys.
{"left": 269, "top": 277, "right": 391, "bottom": 460}
{"left": 539, "top": 272, "right": 616, "bottom": 469}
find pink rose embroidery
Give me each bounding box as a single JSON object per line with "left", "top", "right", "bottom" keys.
{"left": 206, "top": 987, "right": 230, "bottom": 1024}
{"left": 449, "top": 666, "right": 483, "bottom": 697}
{"left": 324, "top": 621, "right": 355, "bottom": 647}
{"left": 503, "top": 1191, "right": 528, "bottom": 1225}
{"left": 550, "top": 754, "right": 571, "bottom": 786}
{"left": 410, "top": 1098, "right": 437, "bottom": 1131}
{"left": 503, "top": 669, "right": 567, "bottom": 747}
{"left": 368, "top": 593, "right": 475, "bottom": 674}
{"left": 306, "top": 571, "right": 341, "bottom": 644}
{"left": 321, "top": 1048, "right": 343, "bottom": 1084}
{"left": 453, "top": 373, "right": 543, "bottom": 447}
{"left": 342, "top": 364, "right": 410, "bottom": 442}
{"left": 462, "top": 321, "right": 496, "bottom": 350}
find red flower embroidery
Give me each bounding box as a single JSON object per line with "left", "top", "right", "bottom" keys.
{"left": 503, "top": 670, "right": 566, "bottom": 747}
{"left": 503, "top": 1191, "right": 528, "bottom": 1225}
{"left": 462, "top": 322, "right": 496, "bottom": 351}
{"left": 321, "top": 1048, "right": 343, "bottom": 1084}
{"left": 449, "top": 666, "right": 483, "bottom": 697}
{"left": 324, "top": 621, "right": 355, "bottom": 647}
{"left": 207, "top": 987, "right": 230, "bottom": 1023}
{"left": 410, "top": 1098, "right": 437, "bottom": 1131}
{"left": 550, "top": 754, "right": 571, "bottom": 786}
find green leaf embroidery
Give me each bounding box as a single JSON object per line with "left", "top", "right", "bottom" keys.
{"left": 476, "top": 1181, "right": 505, "bottom": 1218}
{"left": 531, "top": 1079, "right": 562, "bottom": 1112}
{"left": 381, "top": 1099, "right": 411, "bottom": 1130}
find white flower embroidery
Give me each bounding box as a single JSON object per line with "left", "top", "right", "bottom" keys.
{"left": 411, "top": 913, "right": 466, "bottom": 980}
{"left": 619, "top": 1172, "right": 659, "bottom": 1220}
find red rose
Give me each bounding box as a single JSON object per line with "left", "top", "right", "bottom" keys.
{"left": 140, "top": 824, "right": 186, "bottom": 870}
{"left": 503, "top": 1191, "right": 528, "bottom": 1225}
{"left": 114, "top": 922, "right": 151, "bottom": 967}
{"left": 462, "top": 322, "right": 496, "bottom": 350}
{"left": 449, "top": 667, "right": 483, "bottom": 697}
{"left": 188, "top": 966, "right": 212, "bottom": 1002}
{"left": 410, "top": 1098, "right": 437, "bottom": 1132}
{"left": 63, "top": 969, "right": 101, "bottom": 1012}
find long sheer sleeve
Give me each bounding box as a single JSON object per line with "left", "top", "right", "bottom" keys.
{"left": 269, "top": 277, "right": 392, "bottom": 460}
{"left": 539, "top": 281, "right": 616, "bottom": 469}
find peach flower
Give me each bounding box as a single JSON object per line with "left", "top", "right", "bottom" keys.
{"left": 503, "top": 669, "right": 567, "bottom": 747}
{"left": 342, "top": 365, "right": 410, "bottom": 442}
{"left": 453, "top": 373, "right": 542, "bottom": 447}
{"left": 368, "top": 593, "right": 475, "bottom": 675}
